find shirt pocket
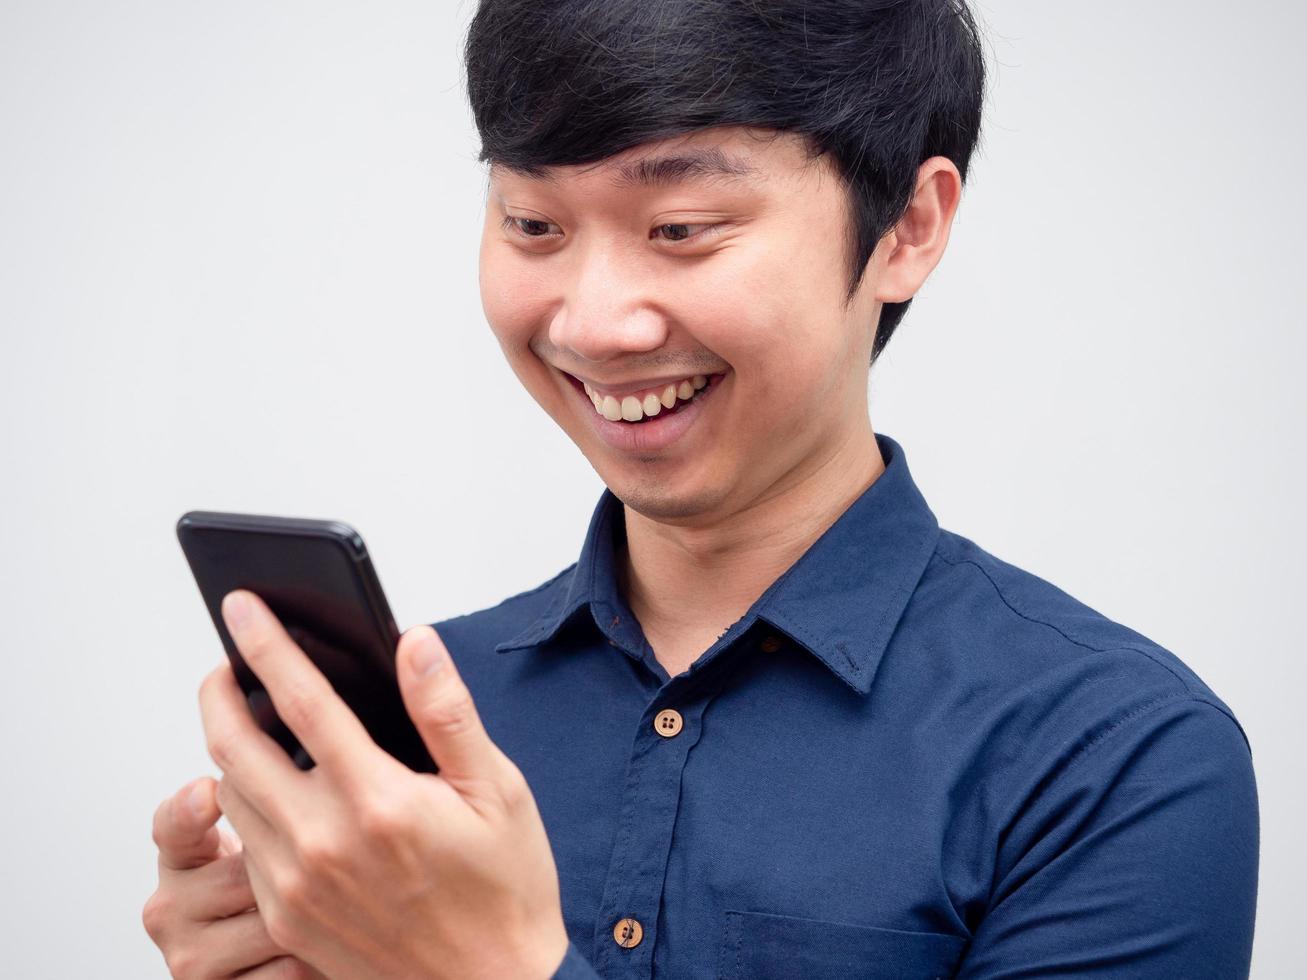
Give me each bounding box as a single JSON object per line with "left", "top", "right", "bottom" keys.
{"left": 716, "top": 909, "right": 968, "bottom": 980}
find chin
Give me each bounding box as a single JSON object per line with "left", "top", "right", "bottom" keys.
{"left": 549, "top": 388, "right": 736, "bottom": 522}
{"left": 605, "top": 471, "right": 728, "bottom": 524}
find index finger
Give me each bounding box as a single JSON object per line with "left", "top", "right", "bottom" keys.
{"left": 153, "top": 777, "right": 222, "bottom": 872}
{"left": 221, "top": 589, "right": 376, "bottom": 775}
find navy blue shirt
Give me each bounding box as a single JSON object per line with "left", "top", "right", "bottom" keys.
{"left": 433, "top": 433, "right": 1258, "bottom": 979}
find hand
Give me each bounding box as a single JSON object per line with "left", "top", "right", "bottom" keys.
{"left": 142, "top": 776, "right": 327, "bottom": 979}
{"left": 198, "top": 589, "right": 570, "bottom": 980}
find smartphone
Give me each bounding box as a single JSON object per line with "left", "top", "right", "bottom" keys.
{"left": 176, "top": 511, "right": 437, "bottom": 774}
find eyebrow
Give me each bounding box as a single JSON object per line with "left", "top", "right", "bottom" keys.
{"left": 490, "top": 148, "right": 762, "bottom": 190}
{"left": 610, "top": 149, "right": 761, "bottom": 188}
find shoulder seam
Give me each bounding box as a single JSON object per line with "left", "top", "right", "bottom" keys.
{"left": 932, "top": 551, "right": 1194, "bottom": 694}
{"left": 1052, "top": 693, "right": 1252, "bottom": 787}
{"left": 986, "top": 693, "right": 1253, "bottom": 914}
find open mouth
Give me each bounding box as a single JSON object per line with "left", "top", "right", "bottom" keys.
{"left": 564, "top": 371, "right": 726, "bottom": 423}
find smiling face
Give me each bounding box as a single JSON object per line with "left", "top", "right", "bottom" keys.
{"left": 478, "top": 126, "right": 892, "bottom": 525}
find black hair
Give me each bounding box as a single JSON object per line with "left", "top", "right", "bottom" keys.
{"left": 463, "top": 0, "right": 988, "bottom": 365}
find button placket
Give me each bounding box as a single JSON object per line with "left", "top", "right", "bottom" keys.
{"left": 612, "top": 917, "right": 644, "bottom": 948}
{"left": 653, "top": 708, "right": 683, "bottom": 738}
{"left": 591, "top": 693, "right": 705, "bottom": 978}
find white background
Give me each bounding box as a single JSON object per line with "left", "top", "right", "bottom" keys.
{"left": 2, "top": 1, "right": 1302, "bottom": 975}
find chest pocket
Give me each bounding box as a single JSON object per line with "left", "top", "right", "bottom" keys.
{"left": 717, "top": 909, "right": 968, "bottom": 980}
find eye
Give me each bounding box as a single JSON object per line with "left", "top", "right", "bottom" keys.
{"left": 652, "top": 223, "right": 721, "bottom": 244}
{"left": 502, "top": 215, "right": 560, "bottom": 240}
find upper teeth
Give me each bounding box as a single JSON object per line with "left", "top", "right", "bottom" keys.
{"left": 583, "top": 374, "right": 709, "bottom": 423}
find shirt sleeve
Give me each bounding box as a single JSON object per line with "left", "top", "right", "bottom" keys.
{"left": 550, "top": 940, "right": 603, "bottom": 980}
{"left": 956, "top": 695, "right": 1260, "bottom": 979}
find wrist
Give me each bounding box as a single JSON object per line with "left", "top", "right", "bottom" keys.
{"left": 479, "top": 916, "right": 570, "bottom": 980}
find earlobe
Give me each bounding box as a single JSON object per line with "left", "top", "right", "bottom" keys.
{"left": 871, "top": 230, "right": 915, "bottom": 304}
{"left": 870, "top": 228, "right": 923, "bottom": 305}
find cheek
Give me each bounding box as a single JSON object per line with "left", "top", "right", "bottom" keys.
{"left": 478, "top": 243, "right": 590, "bottom": 426}
{"left": 478, "top": 249, "right": 538, "bottom": 353}
{"left": 681, "top": 248, "right": 841, "bottom": 406}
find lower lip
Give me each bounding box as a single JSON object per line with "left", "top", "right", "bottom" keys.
{"left": 572, "top": 373, "right": 726, "bottom": 455}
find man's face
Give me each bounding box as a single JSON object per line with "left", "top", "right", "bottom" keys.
{"left": 478, "top": 126, "right": 886, "bottom": 524}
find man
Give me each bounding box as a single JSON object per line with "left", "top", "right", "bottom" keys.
{"left": 144, "top": 1, "right": 1259, "bottom": 977}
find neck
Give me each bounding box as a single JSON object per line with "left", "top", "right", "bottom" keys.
{"left": 618, "top": 421, "right": 885, "bottom": 675}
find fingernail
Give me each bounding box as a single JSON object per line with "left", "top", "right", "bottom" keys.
{"left": 411, "top": 630, "right": 444, "bottom": 677}
{"left": 223, "top": 591, "right": 253, "bottom": 631}
{"left": 184, "top": 780, "right": 207, "bottom": 819}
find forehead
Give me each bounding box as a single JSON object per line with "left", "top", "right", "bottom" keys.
{"left": 487, "top": 128, "right": 811, "bottom": 192}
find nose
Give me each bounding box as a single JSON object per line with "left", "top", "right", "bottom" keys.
{"left": 547, "top": 243, "right": 669, "bottom": 364}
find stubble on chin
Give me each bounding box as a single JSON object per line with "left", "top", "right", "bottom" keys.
{"left": 565, "top": 420, "right": 729, "bottom": 523}
{"left": 611, "top": 475, "right": 726, "bottom": 524}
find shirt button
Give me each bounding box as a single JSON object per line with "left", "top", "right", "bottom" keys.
{"left": 613, "top": 917, "right": 644, "bottom": 948}
{"left": 653, "top": 708, "right": 683, "bottom": 738}
{"left": 760, "top": 634, "right": 783, "bottom": 653}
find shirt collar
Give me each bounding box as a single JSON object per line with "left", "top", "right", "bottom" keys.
{"left": 495, "top": 432, "right": 940, "bottom": 695}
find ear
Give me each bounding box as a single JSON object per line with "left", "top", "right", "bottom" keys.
{"left": 874, "top": 156, "right": 964, "bottom": 304}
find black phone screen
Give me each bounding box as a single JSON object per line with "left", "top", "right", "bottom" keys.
{"left": 176, "top": 511, "right": 437, "bottom": 774}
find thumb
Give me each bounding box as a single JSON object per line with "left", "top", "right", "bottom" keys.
{"left": 397, "top": 626, "right": 506, "bottom": 790}
{"left": 152, "top": 776, "right": 223, "bottom": 871}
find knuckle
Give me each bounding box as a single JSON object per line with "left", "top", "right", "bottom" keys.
{"left": 205, "top": 729, "right": 239, "bottom": 770}
{"left": 269, "top": 957, "right": 312, "bottom": 980}
{"left": 198, "top": 665, "right": 224, "bottom": 698}
{"left": 422, "top": 685, "right": 479, "bottom": 735}
{"left": 262, "top": 905, "right": 301, "bottom": 952}
{"left": 355, "top": 797, "right": 406, "bottom": 841}
{"left": 274, "top": 865, "right": 312, "bottom": 916}
{"left": 151, "top": 796, "right": 175, "bottom": 849}
{"left": 164, "top": 948, "right": 199, "bottom": 980}
{"left": 242, "top": 629, "right": 277, "bottom": 664}
{"left": 292, "top": 829, "right": 337, "bottom": 872}
{"left": 498, "top": 764, "right": 533, "bottom": 809}
{"left": 141, "top": 891, "right": 171, "bottom": 941}
{"left": 197, "top": 665, "right": 232, "bottom": 710}
{"left": 276, "top": 682, "right": 319, "bottom": 738}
